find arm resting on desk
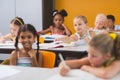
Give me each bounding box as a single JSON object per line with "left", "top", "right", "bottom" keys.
{"left": 81, "top": 60, "right": 120, "bottom": 79}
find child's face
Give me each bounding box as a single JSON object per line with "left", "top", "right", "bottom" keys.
{"left": 19, "top": 31, "right": 35, "bottom": 49}
{"left": 95, "top": 20, "right": 105, "bottom": 29}
{"left": 73, "top": 18, "right": 87, "bottom": 34}
{"left": 53, "top": 14, "right": 63, "bottom": 27}
{"left": 107, "top": 19, "right": 114, "bottom": 29}
{"left": 87, "top": 45, "right": 110, "bottom": 67}
{"left": 10, "top": 23, "right": 20, "bottom": 37}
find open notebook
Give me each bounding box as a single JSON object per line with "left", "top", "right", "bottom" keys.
{"left": 47, "top": 69, "right": 120, "bottom": 80}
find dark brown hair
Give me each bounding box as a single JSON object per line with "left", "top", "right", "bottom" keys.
{"left": 15, "top": 24, "right": 40, "bottom": 60}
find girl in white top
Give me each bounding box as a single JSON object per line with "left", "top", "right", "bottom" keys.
{"left": 10, "top": 24, "right": 42, "bottom": 67}
{"left": 56, "top": 15, "right": 92, "bottom": 45}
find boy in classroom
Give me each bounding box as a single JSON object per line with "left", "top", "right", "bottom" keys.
{"left": 10, "top": 24, "right": 42, "bottom": 67}
{"left": 0, "top": 17, "right": 24, "bottom": 43}
{"left": 38, "top": 9, "right": 72, "bottom": 36}
{"left": 59, "top": 33, "right": 120, "bottom": 79}
{"left": 106, "top": 14, "right": 120, "bottom": 32}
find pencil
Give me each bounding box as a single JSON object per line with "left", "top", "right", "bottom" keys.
{"left": 59, "top": 53, "right": 67, "bottom": 67}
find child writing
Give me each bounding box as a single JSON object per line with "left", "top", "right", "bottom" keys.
{"left": 56, "top": 15, "right": 93, "bottom": 44}
{"left": 59, "top": 33, "right": 120, "bottom": 79}
{"left": 38, "top": 9, "right": 72, "bottom": 36}
{"left": 0, "top": 17, "right": 24, "bottom": 43}
{"left": 10, "top": 24, "right": 42, "bottom": 67}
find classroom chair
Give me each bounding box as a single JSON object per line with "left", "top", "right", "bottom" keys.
{"left": 1, "top": 58, "right": 10, "bottom": 65}
{"left": 1, "top": 50, "right": 56, "bottom": 68}
{"left": 40, "top": 50, "right": 56, "bottom": 68}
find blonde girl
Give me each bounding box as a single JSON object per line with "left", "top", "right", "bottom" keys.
{"left": 59, "top": 33, "right": 120, "bottom": 79}
{"left": 56, "top": 15, "right": 92, "bottom": 44}
{"left": 0, "top": 17, "right": 24, "bottom": 43}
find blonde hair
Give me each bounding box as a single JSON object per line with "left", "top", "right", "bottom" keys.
{"left": 89, "top": 33, "right": 120, "bottom": 59}
{"left": 95, "top": 14, "right": 107, "bottom": 22}
{"left": 95, "top": 13, "right": 107, "bottom": 26}
{"left": 11, "top": 17, "right": 24, "bottom": 27}
{"left": 73, "top": 15, "right": 88, "bottom": 24}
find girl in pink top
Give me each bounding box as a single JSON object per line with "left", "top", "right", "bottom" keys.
{"left": 39, "top": 9, "right": 72, "bottom": 36}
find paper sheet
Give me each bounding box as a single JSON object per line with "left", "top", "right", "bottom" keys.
{"left": 39, "top": 42, "right": 72, "bottom": 49}
{"left": 47, "top": 69, "right": 101, "bottom": 80}
{"left": 47, "top": 69, "right": 120, "bottom": 80}
{"left": 0, "top": 66, "right": 20, "bottom": 79}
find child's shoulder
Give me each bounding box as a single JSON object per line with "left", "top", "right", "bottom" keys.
{"left": 11, "top": 50, "right": 17, "bottom": 54}
{"left": 11, "top": 50, "right": 18, "bottom": 57}
{"left": 49, "top": 25, "right": 54, "bottom": 28}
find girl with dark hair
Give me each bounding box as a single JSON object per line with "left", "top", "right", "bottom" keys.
{"left": 39, "top": 9, "right": 72, "bottom": 36}
{"left": 10, "top": 24, "right": 42, "bottom": 67}
{"left": 0, "top": 16, "right": 24, "bottom": 43}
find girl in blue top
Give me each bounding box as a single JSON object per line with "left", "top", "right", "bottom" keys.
{"left": 10, "top": 24, "right": 42, "bottom": 67}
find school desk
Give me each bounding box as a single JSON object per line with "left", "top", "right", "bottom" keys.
{"left": 0, "top": 65, "right": 120, "bottom": 80}
{"left": 0, "top": 42, "right": 87, "bottom": 66}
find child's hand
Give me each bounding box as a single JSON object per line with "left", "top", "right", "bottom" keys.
{"left": 84, "top": 37, "right": 90, "bottom": 43}
{"left": 61, "top": 23, "right": 66, "bottom": 28}
{"left": 59, "top": 62, "right": 70, "bottom": 76}
{"left": 54, "top": 38, "right": 61, "bottom": 42}
{"left": 0, "top": 38, "right": 6, "bottom": 43}
{"left": 81, "top": 65, "right": 91, "bottom": 72}
{"left": 28, "top": 49, "right": 36, "bottom": 58}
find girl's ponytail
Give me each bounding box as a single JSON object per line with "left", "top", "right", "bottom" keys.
{"left": 36, "top": 32, "right": 40, "bottom": 61}
{"left": 59, "top": 9, "right": 68, "bottom": 17}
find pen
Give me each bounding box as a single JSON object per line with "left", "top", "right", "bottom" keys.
{"left": 59, "top": 53, "right": 67, "bottom": 67}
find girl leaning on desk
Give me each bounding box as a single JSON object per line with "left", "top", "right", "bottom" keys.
{"left": 0, "top": 17, "right": 24, "bottom": 43}
{"left": 10, "top": 24, "right": 42, "bottom": 67}
{"left": 59, "top": 33, "right": 120, "bottom": 79}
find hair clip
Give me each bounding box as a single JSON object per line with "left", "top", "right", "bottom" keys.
{"left": 53, "top": 10, "right": 58, "bottom": 17}
{"left": 15, "top": 17, "right": 23, "bottom": 25}
{"left": 53, "top": 11, "right": 58, "bottom": 17}
{"left": 109, "top": 33, "right": 117, "bottom": 40}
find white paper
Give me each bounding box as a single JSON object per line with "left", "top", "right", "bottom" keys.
{"left": 47, "top": 69, "right": 120, "bottom": 80}
{"left": 0, "top": 66, "right": 20, "bottom": 79}
{"left": 0, "top": 43, "right": 14, "bottom": 46}
{"left": 47, "top": 69, "right": 101, "bottom": 80}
